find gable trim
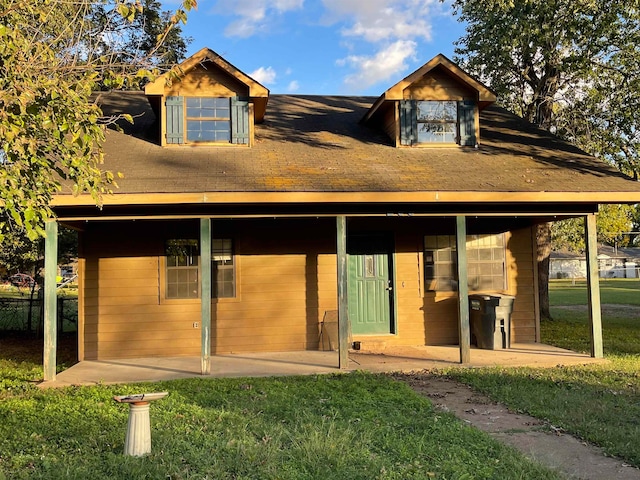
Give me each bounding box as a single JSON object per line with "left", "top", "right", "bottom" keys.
{"left": 362, "top": 54, "right": 496, "bottom": 125}
{"left": 145, "top": 48, "right": 269, "bottom": 99}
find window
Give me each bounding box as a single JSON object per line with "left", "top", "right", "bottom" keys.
{"left": 400, "top": 100, "right": 476, "bottom": 146}
{"left": 213, "top": 238, "right": 235, "bottom": 298}
{"left": 186, "top": 97, "right": 230, "bottom": 142}
{"left": 164, "top": 238, "right": 236, "bottom": 299}
{"left": 166, "top": 239, "right": 199, "bottom": 299}
{"left": 165, "top": 96, "right": 249, "bottom": 145}
{"left": 417, "top": 101, "right": 457, "bottom": 143}
{"left": 424, "top": 234, "right": 506, "bottom": 292}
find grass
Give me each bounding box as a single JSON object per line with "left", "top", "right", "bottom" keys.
{"left": 444, "top": 278, "right": 640, "bottom": 467}
{"left": 2, "top": 278, "right": 638, "bottom": 477}
{"left": 549, "top": 278, "right": 640, "bottom": 306}
{"left": 0, "top": 357, "right": 561, "bottom": 480}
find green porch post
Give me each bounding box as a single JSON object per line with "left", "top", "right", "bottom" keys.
{"left": 455, "top": 216, "right": 471, "bottom": 364}
{"left": 200, "top": 218, "right": 212, "bottom": 374}
{"left": 585, "top": 213, "right": 603, "bottom": 358}
{"left": 336, "top": 216, "right": 349, "bottom": 369}
{"left": 44, "top": 219, "right": 58, "bottom": 381}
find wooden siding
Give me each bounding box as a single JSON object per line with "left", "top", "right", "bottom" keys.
{"left": 80, "top": 218, "right": 538, "bottom": 359}
{"left": 506, "top": 227, "right": 538, "bottom": 342}
{"left": 404, "top": 68, "right": 476, "bottom": 101}
{"left": 164, "top": 63, "right": 249, "bottom": 97}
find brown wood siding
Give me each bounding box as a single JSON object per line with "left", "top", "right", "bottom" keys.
{"left": 80, "top": 217, "right": 538, "bottom": 359}
{"left": 506, "top": 227, "right": 537, "bottom": 343}
{"left": 211, "top": 219, "right": 336, "bottom": 353}
{"left": 382, "top": 102, "right": 398, "bottom": 145}
{"left": 404, "top": 68, "right": 476, "bottom": 101}
{"left": 82, "top": 221, "right": 201, "bottom": 360}
{"left": 165, "top": 64, "right": 249, "bottom": 97}
{"left": 81, "top": 219, "right": 337, "bottom": 358}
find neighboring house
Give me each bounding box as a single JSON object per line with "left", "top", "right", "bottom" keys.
{"left": 551, "top": 246, "right": 640, "bottom": 279}
{"left": 45, "top": 48, "right": 640, "bottom": 378}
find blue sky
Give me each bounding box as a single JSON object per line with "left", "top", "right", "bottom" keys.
{"left": 172, "top": 0, "right": 465, "bottom": 96}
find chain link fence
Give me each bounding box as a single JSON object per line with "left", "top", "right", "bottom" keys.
{"left": 0, "top": 296, "right": 77, "bottom": 333}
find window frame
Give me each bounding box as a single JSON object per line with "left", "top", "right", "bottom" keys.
{"left": 185, "top": 97, "right": 231, "bottom": 143}
{"left": 212, "top": 238, "right": 236, "bottom": 299}
{"left": 424, "top": 233, "right": 507, "bottom": 293}
{"left": 400, "top": 99, "right": 477, "bottom": 147}
{"left": 416, "top": 100, "right": 458, "bottom": 144}
{"left": 164, "top": 239, "right": 201, "bottom": 300}
{"left": 161, "top": 237, "right": 238, "bottom": 302}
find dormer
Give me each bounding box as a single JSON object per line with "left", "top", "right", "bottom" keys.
{"left": 362, "top": 54, "right": 496, "bottom": 148}
{"left": 145, "top": 47, "right": 269, "bottom": 147}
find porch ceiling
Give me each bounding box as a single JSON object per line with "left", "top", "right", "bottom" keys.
{"left": 55, "top": 199, "right": 597, "bottom": 225}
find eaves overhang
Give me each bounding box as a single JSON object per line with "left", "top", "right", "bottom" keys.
{"left": 51, "top": 190, "right": 640, "bottom": 208}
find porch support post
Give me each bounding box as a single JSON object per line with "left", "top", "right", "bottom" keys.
{"left": 336, "top": 216, "right": 350, "bottom": 369}
{"left": 200, "top": 218, "right": 212, "bottom": 374}
{"left": 455, "top": 216, "right": 471, "bottom": 364}
{"left": 43, "top": 219, "right": 58, "bottom": 381}
{"left": 585, "top": 213, "right": 603, "bottom": 358}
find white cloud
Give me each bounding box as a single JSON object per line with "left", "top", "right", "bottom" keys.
{"left": 321, "top": 0, "right": 438, "bottom": 43}
{"left": 287, "top": 80, "right": 300, "bottom": 92}
{"left": 213, "top": 0, "right": 304, "bottom": 37}
{"left": 338, "top": 40, "right": 417, "bottom": 89}
{"left": 250, "top": 66, "right": 277, "bottom": 85}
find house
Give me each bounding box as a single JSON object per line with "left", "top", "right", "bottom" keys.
{"left": 551, "top": 246, "right": 640, "bottom": 279}
{"left": 43, "top": 48, "right": 640, "bottom": 380}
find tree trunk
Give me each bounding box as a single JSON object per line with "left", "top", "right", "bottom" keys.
{"left": 536, "top": 222, "right": 553, "bottom": 321}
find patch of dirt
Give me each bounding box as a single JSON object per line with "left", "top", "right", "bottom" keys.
{"left": 0, "top": 332, "right": 77, "bottom": 366}
{"left": 394, "top": 373, "right": 640, "bottom": 480}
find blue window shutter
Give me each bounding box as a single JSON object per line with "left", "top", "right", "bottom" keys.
{"left": 458, "top": 100, "right": 477, "bottom": 147}
{"left": 231, "top": 97, "right": 250, "bottom": 145}
{"left": 400, "top": 100, "right": 417, "bottom": 146}
{"left": 166, "top": 96, "right": 184, "bottom": 144}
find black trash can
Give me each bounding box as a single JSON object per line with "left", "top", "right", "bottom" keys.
{"left": 469, "top": 294, "right": 515, "bottom": 349}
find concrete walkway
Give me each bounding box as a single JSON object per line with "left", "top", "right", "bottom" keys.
{"left": 42, "top": 343, "right": 604, "bottom": 387}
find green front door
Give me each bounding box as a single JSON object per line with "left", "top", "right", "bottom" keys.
{"left": 348, "top": 235, "right": 393, "bottom": 335}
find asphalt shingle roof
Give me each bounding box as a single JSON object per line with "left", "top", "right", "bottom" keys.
{"left": 90, "top": 91, "right": 640, "bottom": 197}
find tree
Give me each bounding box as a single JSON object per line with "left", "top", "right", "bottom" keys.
{"left": 552, "top": 205, "right": 635, "bottom": 253}
{"left": 448, "top": 0, "right": 640, "bottom": 320}
{"left": 126, "top": 0, "right": 192, "bottom": 67}
{"left": 87, "top": 0, "right": 192, "bottom": 73}
{"left": 0, "top": 0, "right": 196, "bottom": 244}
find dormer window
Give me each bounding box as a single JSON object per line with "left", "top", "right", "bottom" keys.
{"left": 400, "top": 100, "right": 476, "bottom": 146}
{"left": 146, "top": 48, "right": 270, "bottom": 148}
{"left": 165, "top": 96, "right": 249, "bottom": 145}
{"left": 186, "top": 97, "right": 231, "bottom": 142}
{"left": 417, "top": 101, "right": 457, "bottom": 143}
{"left": 361, "top": 54, "right": 495, "bottom": 148}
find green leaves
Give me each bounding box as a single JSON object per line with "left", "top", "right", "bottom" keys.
{"left": 0, "top": 0, "right": 195, "bottom": 243}
{"left": 449, "top": 0, "right": 640, "bottom": 176}
{"left": 552, "top": 204, "right": 635, "bottom": 252}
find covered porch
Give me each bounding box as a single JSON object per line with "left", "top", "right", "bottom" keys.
{"left": 41, "top": 206, "right": 606, "bottom": 381}
{"left": 42, "top": 342, "right": 604, "bottom": 388}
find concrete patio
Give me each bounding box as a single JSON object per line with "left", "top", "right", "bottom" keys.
{"left": 42, "top": 343, "right": 605, "bottom": 388}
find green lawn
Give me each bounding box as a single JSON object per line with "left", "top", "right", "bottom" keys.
{"left": 446, "top": 278, "right": 640, "bottom": 467}
{"left": 549, "top": 278, "right": 640, "bottom": 306}
{"left": 0, "top": 370, "right": 560, "bottom": 480}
